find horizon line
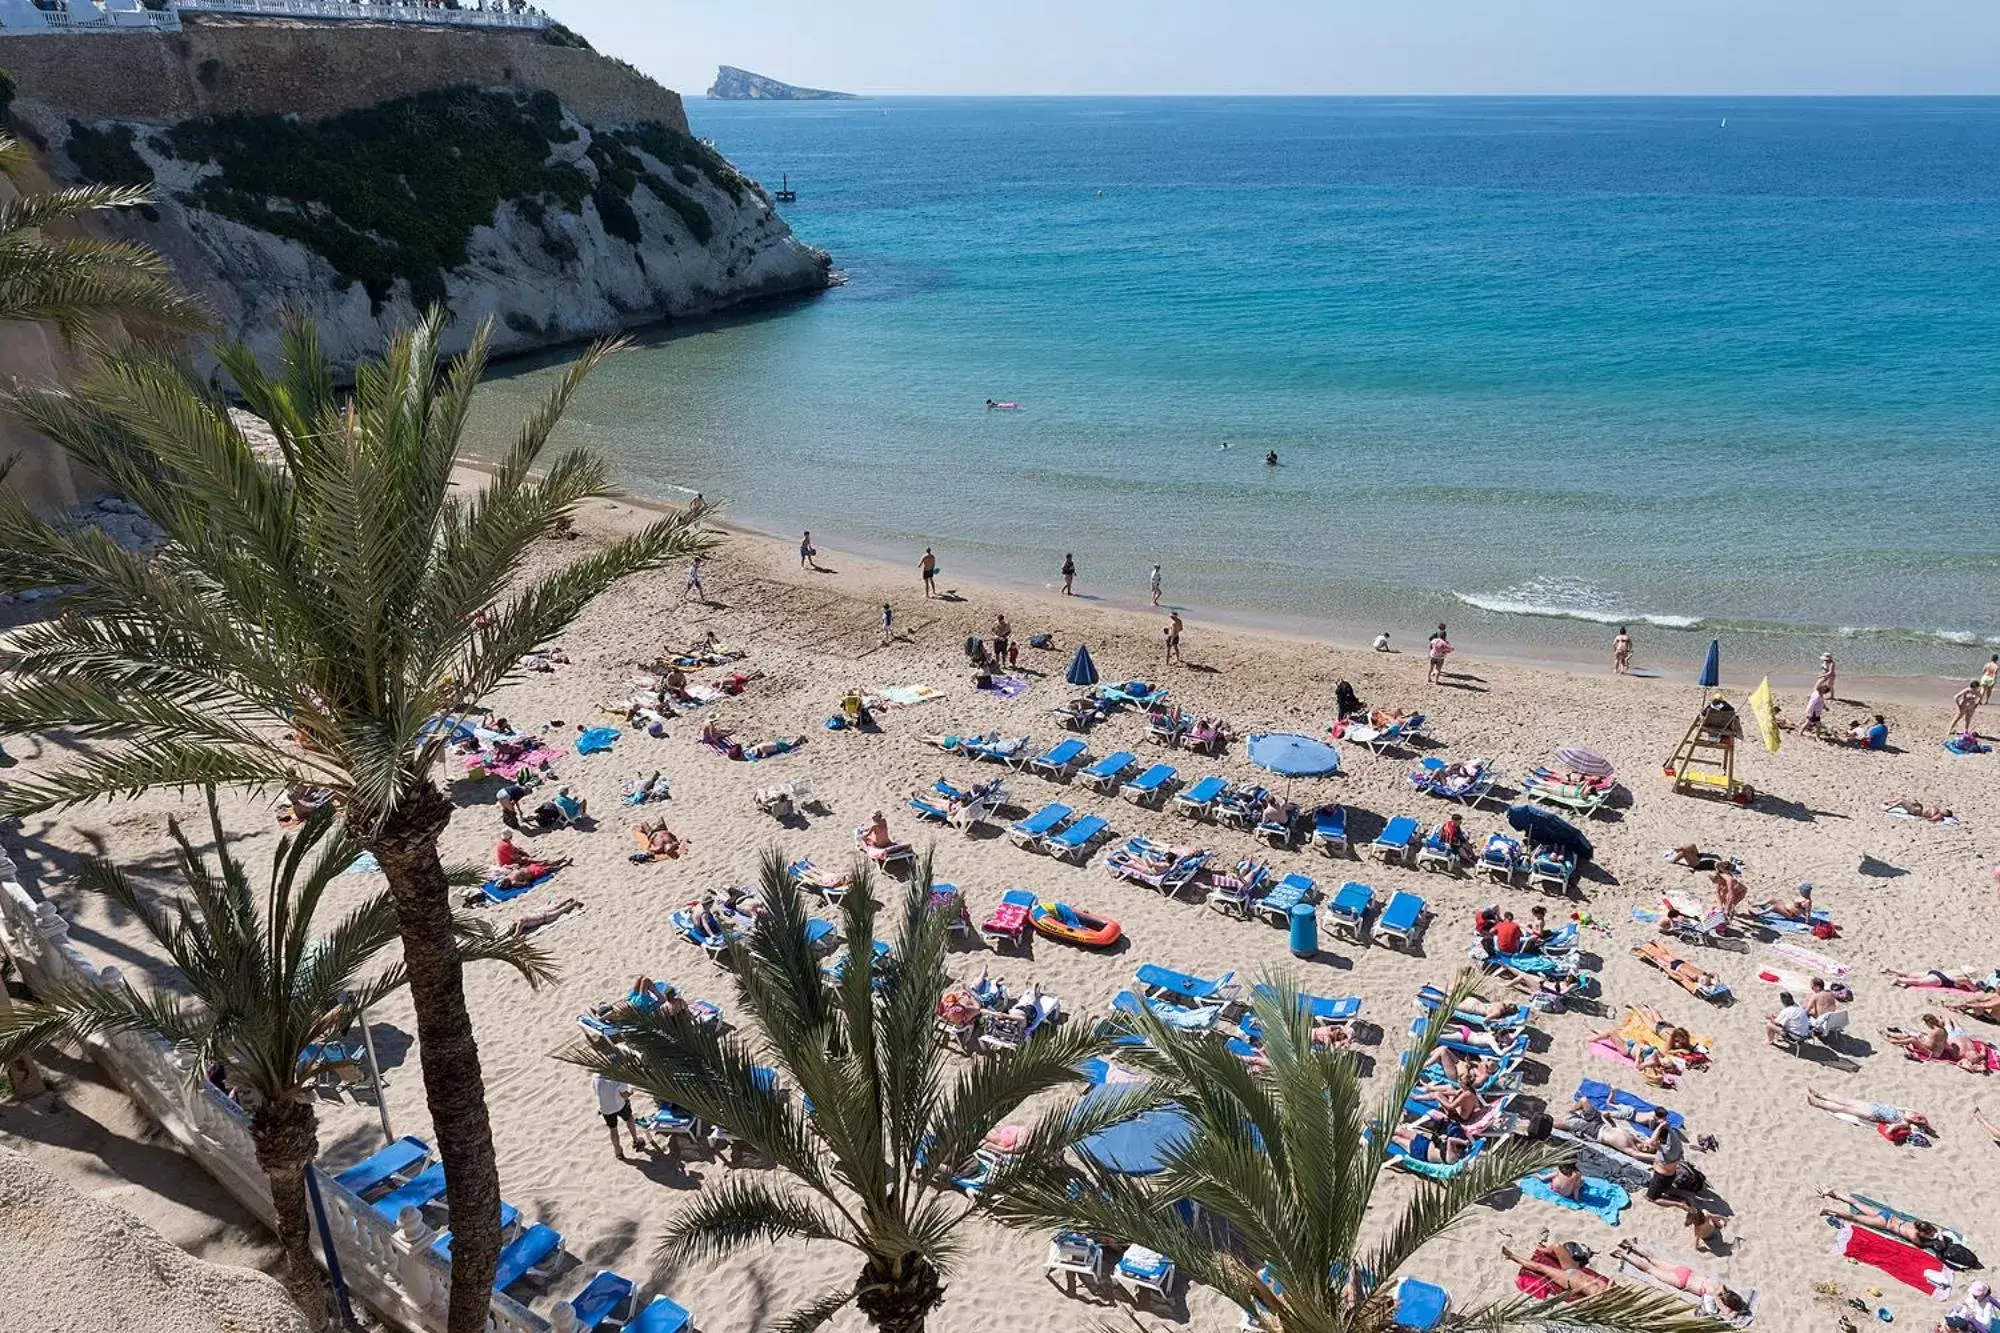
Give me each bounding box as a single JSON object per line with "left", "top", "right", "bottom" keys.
{"left": 688, "top": 90, "right": 2000, "bottom": 101}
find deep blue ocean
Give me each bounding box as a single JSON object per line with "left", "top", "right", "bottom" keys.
{"left": 473, "top": 97, "right": 2000, "bottom": 678}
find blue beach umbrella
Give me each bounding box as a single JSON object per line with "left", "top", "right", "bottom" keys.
{"left": 1076, "top": 1104, "right": 1194, "bottom": 1176}
{"left": 1697, "top": 638, "right": 1722, "bottom": 690}
{"left": 1505, "top": 803, "right": 1594, "bottom": 863}
{"left": 1246, "top": 732, "right": 1343, "bottom": 778}
{"left": 1065, "top": 644, "right": 1100, "bottom": 688}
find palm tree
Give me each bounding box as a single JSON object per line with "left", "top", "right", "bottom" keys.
{"left": 990, "top": 970, "right": 1725, "bottom": 1333}
{"left": 558, "top": 853, "right": 1158, "bottom": 1333}
{"left": 0, "top": 788, "right": 557, "bottom": 1315}
{"left": 0, "top": 310, "right": 715, "bottom": 1332}
{"left": 0, "top": 134, "right": 209, "bottom": 338}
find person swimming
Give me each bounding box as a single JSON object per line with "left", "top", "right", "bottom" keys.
{"left": 1265, "top": 450, "right": 1279, "bottom": 466}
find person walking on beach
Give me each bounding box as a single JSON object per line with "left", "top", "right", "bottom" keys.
{"left": 881, "top": 602, "right": 894, "bottom": 646}
{"left": 1060, "top": 553, "right": 1076, "bottom": 596}
{"left": 594, "top": 1072, "right": 649, "bottom": 1160}
{"left": 1952, "top": 679, "right": 1982, "bottom": 735}
{"left": 1149, "top": 563, "right": 1163, "bottom": 607}
{"left": 991, "top": 613, "right": 1012, "bottom": 665}
{"left": 920, "top": 547, "right": 937, "bottom": 598}
{"left": 1612, "top": 626, "right": 1632, "bottom": 675}
{"left": 1980, "top": 654, "right": 1997, "bottom": 705}
{"left": 1427, "top": 626, "right": 1453, "bottom": 685}
{"left": 680, "top": 557, "right": 706, "bottom": 606}
{"left": 1164, "top": 611, "right": 1183, "bottom": 665}
{"left": 800, "top": 531, "right": 819, "bottom": 571}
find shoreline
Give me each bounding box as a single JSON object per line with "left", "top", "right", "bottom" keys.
{"left": 456, "top": 458, "right": 1962, "bottom": 712}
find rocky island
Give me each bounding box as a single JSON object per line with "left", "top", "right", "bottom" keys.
{"left": 707, "top": 65, "right": 858, "bottom": 100}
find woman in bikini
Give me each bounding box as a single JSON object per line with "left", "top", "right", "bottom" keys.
{"left": 1390, "top": 1116, "right": 1471, "bottom": 1165}
{"left": 505, "top": 897, "right": 584, "bottom": 940}
{"left": 1885, "top": 966, "right": 1995, "bottom": 991}
{"left": 1817, "top": 1189, "right": 1945, "bottom": 1247}
{"left": 1501, "top": 1245, "right": 1613, "bottom": 1297}
{"left": 1805, "top": 1088, "right": 1937, "bottom": 1136}
{"left": 1613, "top": 1241, "right": 1751, "bottom": 1315}
{"left": 1886, "top": 1012, "right": 1956, "bottom": 1059}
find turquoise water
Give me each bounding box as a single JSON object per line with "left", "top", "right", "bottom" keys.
{"left": 473, "top": 97, "right": 2000, "bottom": 677}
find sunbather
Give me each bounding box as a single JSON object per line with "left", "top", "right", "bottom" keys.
{"left": 1391, "top": 1115, "right": 1472, "bottom": 1165}
{"left": 1538, "top": 1159, "right": 1587, "bottom": 1200}
{"left": 1805, "top": 1088, "right": 1937, "bottom": 1137}
{"left": 1886, "top": 795, "right": 1956, "bottom": 822}
{"left": 1312, "top": 1018, "right": 1353, "bottom": 1050}
{"left": 1636, "top": 939, "right": 1725, "bottom": 997}
{"left": 1612, "top": 1241, "right": 1750, "bottom": 1315}
{"left": 506, "top": 897, "right": 584, "bottom": 940}
{"left": 1588, "top": 1005, "right": 1699, "bottom": 1083}
{"left": 1501, "top": 1245, "right": 1613, "bottom": 1297}
{"left": 1710, "top": 866, "right": 1747, "bottom": 918}
{"left": 1258, "top": 792, "right": 1292, "bottom": 827}
{"left": 1886, "top": 965, "right": 1998, "bottom": 991}
{"left": 1750, "top": 884, "right": 1813, "bottom": 922}
{"left": 1818, "top": 1189, "right": 1949, "bottom": 1248}
{"left": 1487, "top": 962, "right": 1581, "bottom": 1003}
{"left": 1437, "top": 814, "right": 1475, "bottom": 863}
{"left": 497, "top": 857, "right": 569, "bottom": 887}
{"left": 627, "top": 771, "right": 668, "bottom": 803}
{"left": 862, "top": 810, "right": 898, "bottom": 851}
{"left": 637, "top": 821, "right": 686, "bottom": 859}
{"left": 1887, "top": 1015, "right": 1992, "bottom": 1071}
{"left": 552, "top": 786, "right": 587, "bottom": 822}
{"left": 1567, "top": 1101, "right": 1658, "bottom": 1160}
{"left": 1423, "top": 1046, "right": 1502, "bottom": 1087}
{"left": 1943, "top": 991, "right": 2000, "bottom": 1020}
{"left": 1668, "top": 843, "right": 1726, "bottom": 871}
{"left": 1680, "top": 1204, "right": 1727, "bottom": 1253}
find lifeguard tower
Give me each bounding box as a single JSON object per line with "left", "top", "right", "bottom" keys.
{"left": 1664, "top": 695, "right": 1753, "bottom": 804}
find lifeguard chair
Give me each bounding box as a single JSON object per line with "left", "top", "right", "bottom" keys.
{"left": 1664, "top": 695, "right": 1754, "bottom": 804}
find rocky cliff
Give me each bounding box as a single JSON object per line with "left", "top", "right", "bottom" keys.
{"left": 708, "top": 65, "right": 857, "bottom": 100}
{"left": 3, "top": 22, "right": 831, "bottom": 381}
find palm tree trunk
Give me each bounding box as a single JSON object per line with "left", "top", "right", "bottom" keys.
{"left": 854, "top": 1254, "right": 944, "bottom": 1333}
{"left": 250, "top": 1093, "right": 328, "bottom": 1320}
{"left": 363, "top": 782, "right": 502, "bottom": 1333}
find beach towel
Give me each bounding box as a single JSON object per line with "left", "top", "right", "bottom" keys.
{"left": 1899, "top": 1033, "right": 2000, "bottom": 1072}
{"left": 1944, "top": 735, "right": 1992, "bottom": 755}
{"left": 978, "top": 676, "right": 1031, "bottom": 700}
{"left": 1767, "top": 942, "right": 1849, "bottom": 978}
{"left": 1513, "top": 1250, "right": 1563, "bottom": 1301}
{"left": 343, "top": 851, "right": 380, "bottom": 876}
{"left": 1885, "top": 805, "right": 1962, "bottom": 826}
{"left": 874, "top": 684, "right": 947, "bottom": 709}
{"left": 1830, "top": 1222, "right": 1953, "bottom": 1299}
{"left": 1615, "top": 1256, "right": 1760, "bottom": 1327}
{"left": 576, "top": 727, "right": 620, "bottom": 755}
{"left": 1520, "top": 1174, "right": 1629, "bottom": 1225}
{"left": 1631, "top": 907, "right": 1663, "bottom": 924}
{"left": 1752, "top": 907, "right": 1833, "bottom": 935}
{"left": 479, "top": 746, "right": 564, "bottom": 780}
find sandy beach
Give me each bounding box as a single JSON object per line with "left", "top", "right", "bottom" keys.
{"left": 4, "top": 474, "right": 1997, "bottom": 1332}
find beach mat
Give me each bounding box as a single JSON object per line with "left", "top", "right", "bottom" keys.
{"left": 978, "top": 676, "right": 1032, "bottom": 700}
{"left": 1519, "top": 1173, "right": 1629, "bottom": 1225}
{"left": 1767, "top": 942, "right": 1848, "bottom": 977}
{"left": 874, "top": 684, "right": 947, "bottom": 709}
{"left": 1830, "top": 1222, "right": 1952, "bottom": 1299}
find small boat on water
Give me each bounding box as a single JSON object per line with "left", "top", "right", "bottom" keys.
{"left": 774, "top": 173, "right": 796, "bottom": 202}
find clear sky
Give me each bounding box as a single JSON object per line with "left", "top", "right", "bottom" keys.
{"left": 542, "top": 0, "right": 2000, "bottom": 99}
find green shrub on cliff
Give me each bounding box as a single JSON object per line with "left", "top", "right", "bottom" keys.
{"left": 541, "top": 21, "right": 592, "bottom": 50}
{"left": 614, "top": 122, "right": 750, "bottom": 203}
{"left": 65, "top": 122, "right": 154, "bottom": 188}
{"left": 165, "top": 87, "right": 594, "bottom": 310}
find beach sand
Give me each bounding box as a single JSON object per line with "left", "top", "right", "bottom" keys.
{"left": 3, "top": 476, "right": 1996, "bottom": 1331}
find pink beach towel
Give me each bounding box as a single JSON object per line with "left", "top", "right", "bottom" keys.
{"left": 476, "top": 746, "right": 564, "bottom": 780}
{"left": 1831, "top": 1222, "right": 1953, "bottom": 1298}
{"left": 1768, "top": 941, "right": 1849, "bottom": 978}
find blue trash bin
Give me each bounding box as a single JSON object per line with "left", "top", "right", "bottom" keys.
{"left": 1289, "top": 902, "right": 1318, "bottom": 958}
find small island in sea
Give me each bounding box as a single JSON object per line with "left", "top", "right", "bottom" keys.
{"left": 707, "top": 64, "right": 858, "bottom": 100}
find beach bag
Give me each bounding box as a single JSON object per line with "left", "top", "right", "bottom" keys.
{"left": 1672, "top": 1161, "right": 1707, "bottom": 1193}
{"left": 1811, "top": 922, "right": 1838, "bottom": 940}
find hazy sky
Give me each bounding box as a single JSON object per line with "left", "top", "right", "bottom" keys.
{"left": 543, "top": 1, "right": 2000, "bottom": 98}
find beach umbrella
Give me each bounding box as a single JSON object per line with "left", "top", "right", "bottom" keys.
{"left": 1065, "top": 644, "right": 1100, "bottom": 688}
{"left": 1697, "top": 638, "right": 1722, "bottom": 690}
{"left": 1245, "top": 732, "right": 1343, "bottom": 779}
{"left": 1747, "top": 677, "right": 1782, "bottom": 754}
{"left": 1552, "top": 745, "right": 1615, "bottom": 778}
{"left": 1075, "top": 1104, "right": 1195, "bottom": 1177}
{"left": 1505, "top": 803, "right": 1594, "bottom": 862}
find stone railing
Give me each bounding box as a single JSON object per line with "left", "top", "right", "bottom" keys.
{"left": 174, "top": 0, "right": 548, "bottom": 29}
{"left": 0, "top": 0, "right": 181, "bottom": 33}
{"left": 0, "top": 854, "right": 549, "bottom": 1333}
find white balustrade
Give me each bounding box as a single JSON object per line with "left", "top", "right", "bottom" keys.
{"left": 1, "top": 0, "right": 551, "bottom": 35}
{"left": 0, "top": 864, "right": 553, "bottom": 1332}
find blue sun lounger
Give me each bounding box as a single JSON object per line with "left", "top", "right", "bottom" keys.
{"left": 1043, "top": 813, "right": 1111, "bottom": 862}
{"left": 1376, "top": 890, "right": 1426, "bottom": 950}
{"left": 671, "top": 908, "right": 734, "bottom": 963}
{"left": 1312, "top": 804, "right": 1349, "bottom": 856}
{"left": 1171, "top": 774, "right": 1229, "bottom": 818}
{"left": 1120, "top": 762, "right": 1177, "bottom": 806}
{"left": 1253, "top": 872, "right": 1316, "bottom": 927}
{"left": 1081, "top": 750, "right": 1139, "bottom": 793}
{"left": 1249, "top": 983, "right": 1362, "bottom": 1024}
{"left": 1326, "top": 882, "right": 1375, "bottom": 943}
{"left": 565, "top": 1270, "right": 637, "bottom": 1329}
{"left": 1393, "top": 1277, "right": 1450, "bottom": 1332}
{"left": 1112, "top": 989, "right": 1220, "bottom": 1031}
{"left": 627, "top": 1295, "right": 695, "bottom": 1333}
{"left": 1008, "top": 802, "right": 1074, "bottom": 848}
{"left": 1370, "top": 816, "right": 1421, "bottom": 865}
{"left": 1026, "top": 737, "right": 1089, "bottom": 780}
{"left": 371, "top": 1161, "right": 447, "bottom": 1220}
{"left": 332, "top": 1135, "right": 431, "bottom": 1199}
{"left": 428, "top": 1201, "right": 524, "bottom": 1258}
{"left": 1574, "top": 1079, "right": 1684, "bottom": 1130}
{"left": 490, "top": 1223, "right": 563, "bottom": 1292}
{"left": 1135, "top": 964, "right": 1237, "bottom": 1007}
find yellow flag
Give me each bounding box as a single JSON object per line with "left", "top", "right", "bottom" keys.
{"left": 1747, "top": 677, "right": 1782, "bottom": 754}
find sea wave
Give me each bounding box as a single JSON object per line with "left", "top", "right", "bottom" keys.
{"left": 1450, "top": 586, "right": 1994, "bottom": 648}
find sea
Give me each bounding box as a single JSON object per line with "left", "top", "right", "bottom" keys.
{"left": 468, "top": 97, "right": 2000, "bottom": 681}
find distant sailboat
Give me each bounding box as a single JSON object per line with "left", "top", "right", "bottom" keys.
{"left": 1720, "top": 117, "right": 1727, "bottom": 128}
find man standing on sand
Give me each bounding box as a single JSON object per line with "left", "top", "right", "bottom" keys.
{"left": 1427, "top": 627, "right": 1453, "bottom": 685}
{"left": 800, "top": 531, "right": 819, "bottom": 571}
{"left": 920, "top": 548, "right": 937, "bottom": 598}
{"left": 1612, "top": 626, "right": 1632, "bottom": 675}
{"left": 1149, "top": 563, "right": 1163, "bottom": 607}
{"left": 881, "top": 603, "right": 894, "bottom": 646}
{"left": 1061, "top": 553, "right": 1076, "bottom": 595}
{"left": 1952, "top": 679, "right": 1982, "bottom": 735}
{"left": 594, "top": 1071, "right": 649, "bottom": 1160}
{"left": 681, "top": 557, "right": 706, "bottom": 606}
{"left": 1164, "top": 611, "right": 1183, "bottom": 665}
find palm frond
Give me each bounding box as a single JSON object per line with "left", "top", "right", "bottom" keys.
{"left": 767, "top": 1285, "right": 861, "bottom": 1333}
{"left": 653, "top": 1175, "right": 852, "bottom": 1269}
